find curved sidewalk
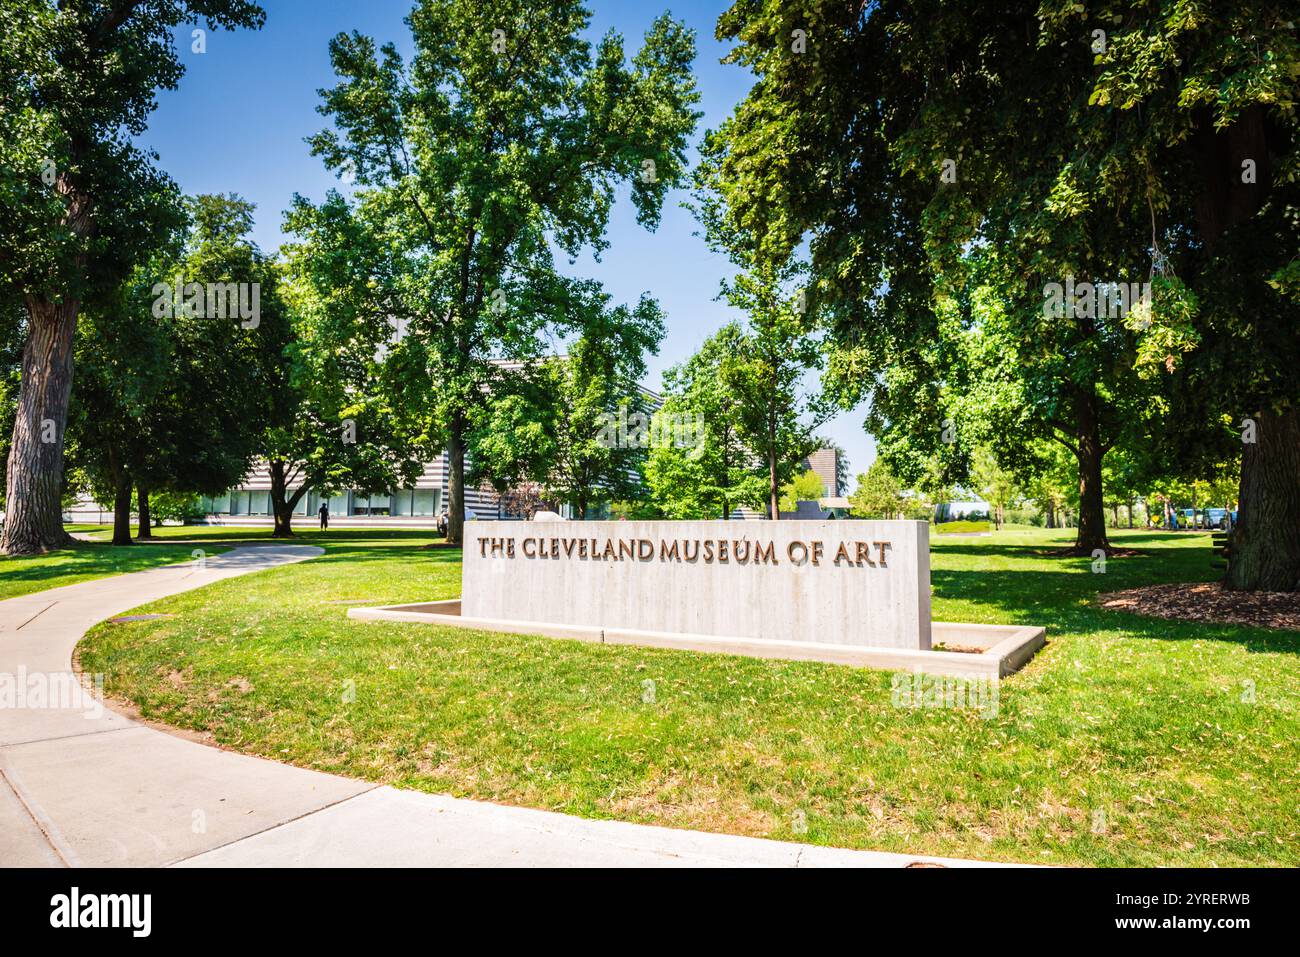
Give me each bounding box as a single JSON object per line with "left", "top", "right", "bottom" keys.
{"left": 1, "top": 545, "right": 1008, "bottom": 868}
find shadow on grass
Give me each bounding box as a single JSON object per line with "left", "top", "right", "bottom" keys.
{"left": 0, "top": 542, "right": 207, "bottom": 586}
{"left": 75, "top": 524, "right": 449, "bottom": 543}
{"left": 928, "top": 540, "right": 1210, "bottom": 562}
{"left": 932, "top": 564, "right": 1300, "bottom": 653}
{"left": 309, "top": 542, "right": 462, "bottom": 567}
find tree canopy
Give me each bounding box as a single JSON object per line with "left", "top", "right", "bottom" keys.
{"left": 300, "top": 0, "right": 701, "bottom": 543}
{"left": 706, "top": 0, "right": 1299, "bottom": 586}
{"left": 0, "top": 0, "right": 266, "bottom": 554}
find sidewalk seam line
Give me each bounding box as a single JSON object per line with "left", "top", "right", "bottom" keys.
{"left": 0, "top": 764, "right": 75, "bottom": 867}
{"left": 162, "top": 783, "right": 383, "bottom": 867}
{"left": 12, "top": 600, "right": 58, "bottom": 632}
{"left": 0, "top": 725, "right": 137, "bottom": 751}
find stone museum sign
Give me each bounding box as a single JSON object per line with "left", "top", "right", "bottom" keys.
{"left": 353, "top": 519, "right": 1045, "bottom": 677}
{"left": 462, "top": 520, "right": 933, "bottom": 650}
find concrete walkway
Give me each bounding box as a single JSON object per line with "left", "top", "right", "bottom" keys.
{"left": 1, "top": 545, "right": 1007, "bottom": 868}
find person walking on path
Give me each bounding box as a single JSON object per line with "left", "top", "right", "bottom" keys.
{"left": 319, "top": 501, "right": 330, "bottom": 530}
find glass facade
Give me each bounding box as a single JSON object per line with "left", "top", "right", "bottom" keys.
{"left": 389, "top": 489, "right": 440, "bottom": 516}
{"left": 202, "top": 485, "right": 447, "bottom": 518}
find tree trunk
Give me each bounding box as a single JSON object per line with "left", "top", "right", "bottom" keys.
{"left": 1045, "top": 499, "right": 1055, "bottom": 529}
{"left": 767, "top": 447, "right": 779, "bottom": 520}
{"left": 268, "top": 460, "right": 305, "bottom": 538}
{"left": 1072, "top": 400, "right": 1110, "bottom": 554}
{"left": 1189, "top": 108, "right": 1298, "bottom": 588}
{"left": 112, "top": 478, "right": 133, "bottom": 547}
{"left": 720, "top": 429, "right": 733, "bottom": 520}
{"left": 1, "top": 299, "right": 80, "bottom": 555}
{"left": 2, "top": 160, "right": 93, "bottom": 556}
{"left": 137, "top": 485, "right": 151, "bottom": 539}
{"left": 1226, "top": 406, "right": 1300, "bottom": 591}
{"left": 272, "top": 506, "right": 294, "bottom": 537}
{"left": 446, "top": 417, "right": 466, "bottom": 545}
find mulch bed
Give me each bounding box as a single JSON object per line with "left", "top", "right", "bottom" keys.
{"left": 1098, "top": 581, "right": 1300, "bottom": 631}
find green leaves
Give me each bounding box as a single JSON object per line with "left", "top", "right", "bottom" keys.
{"left": 849, "top": 460, "right": 904, "bottom": 520}
{"left": 708, "top": 0, "right": 1299, "bottom": 553}
{"left": 0, "top": 1, "right": 266, "bottom": 305}
{"left": 646, "top": 323, "right": 763, "bottom": 518}
{"left": 295, "top": 0, "right": 700, "bottom": 538}
{"left": 69, "top": 192, "right": 283, "bottom": 505}
{"left": 469, "top": 288, "right": 665, "bottom": 516}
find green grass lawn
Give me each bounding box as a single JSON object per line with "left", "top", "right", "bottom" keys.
{"left": 76, "top": 522, "right": 327, "bottom": 544}
{"left": 934, "top": 519, "right": 993, "bottom": 534}
{"left": 76, "top": 525, "right": 1299, "bottom": 866}
{"left": 0, "top": 526, "right": 233, "bottom": 602}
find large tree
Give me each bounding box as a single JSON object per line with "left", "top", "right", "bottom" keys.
{"left": 849, "top": 460, "right": 904, "bottom": 521}
{"left": 645, "top": 324, "right": 765, "bottom": 519}
{"left": 302, "top": 0, "right": 700, "bottom": 544}
{"left": 707, "top": 1, "right": 1299, "bottom": 584}
{"left": 270, "top": 193, "right": 433, "bottom": 537}
{"left": 470, "top": 288, "right": 665, "bottom": 519}
{"left": 70, "top": 263, "right": 174, "bottom": 546}
{"left": 694, "top": 112, "right": 831, "bottom": 521}
{"left": 706, "top": 1, "right": 1157, "bottom": 553}
{"left": 717, "top": 264, "right": 828, "bottom": 520}
{"left": 0, "top": 0, "right": 266, "bottom": 554}
{"left": 69, "top": 194, "right": 279, "bottom": 544}
{"left": 1078, "top": 3, "right": 1300, "bottom": 588}
{"left": 901, "top": 252, "right": 1165, "bottom": 548}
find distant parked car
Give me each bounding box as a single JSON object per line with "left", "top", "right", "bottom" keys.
{"left": 1168, "top": 508, "right": 1202, "bottom": 529}
{"left": 436, "top": 507, "right": 477, "bottom": 536}
{"left": 1169, "top": 507, "right": 1235, "bottom": 530}
{"left": 1203, "top": 507, "right": 1236, "bottom": 530}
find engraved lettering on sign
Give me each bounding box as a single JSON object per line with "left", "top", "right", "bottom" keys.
{"left": 484, "top": 536, "right": 895, "bottom": 570}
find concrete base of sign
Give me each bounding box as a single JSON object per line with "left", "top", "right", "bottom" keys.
{"left": 347, "top": 600, "right": 1046, "bottom": 679}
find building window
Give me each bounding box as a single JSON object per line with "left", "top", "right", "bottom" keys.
{"left": 413, "top": 489, "right": 438, "bottom": 516}
{"left": 350, "top": 493, "right": 392, "bottom": 516}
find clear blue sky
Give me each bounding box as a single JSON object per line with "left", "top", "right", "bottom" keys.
{"left": 140, "top": 0, "right": 874, "bottom": 488}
